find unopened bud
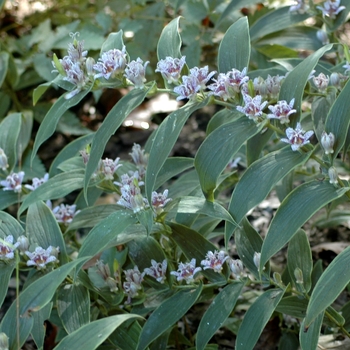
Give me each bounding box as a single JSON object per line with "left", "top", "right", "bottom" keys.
{"left": 0, "top": 332, "right": 9, "bottom": 350}
{"left": 16, "top": 235, "right": 29, "bottom": 252}
{"left": 96, "top": 260, "right": 111, "bottom": 280}
{"left": 273, "top": 272, "right": 283, "bottom": 286}
{"left": 229, "top": 259, "right": 244, "bottom": 278}
{"left": 330, "top": 72, "right": 340, "bottom": 87}
{"left": 86, "top": 57, "right": 95, "bottom": 77}
{"left": 106, "top": 277, "right": 118, "bottom": 292}
{"left": 328, "top": 167, "right": 338, "bottom": 185}
{"left": 253, "top": 252, "right": 261, "bottom": 271}
{"left": 321, "top": 131, "right": 335, "bottom": 154}
{"left": 316, "top": 30, "right": 329, "bottom": 45}
{"left": 0, "top": 148, "right": 8, "bottom": 171}
{"left": 294, "top": 267, "right": 304, "bottom": 284}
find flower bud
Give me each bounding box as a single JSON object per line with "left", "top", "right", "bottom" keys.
{"left": 273, "top": 272, "right": 283, "bottom": 286}
{"left": 0, "top": 332, "right": 9, "bottom": 350}
{"left": 16, "top": 235, "right": 29, "bottom": 253}
{"left": 328, "top": 167, "right": 338, "bottom": 185}
{"left": 330, "top": 72, "right": 340, "bottom": 87}
{"left": 321, "top": 131, "right": 335, "bottom": 154}
{"left": 294, "top": 267, "right": 304, "bottom": 284}
{"left": 253, "top": 252, "right": 261, "bottom": 271}
{"left": 316, "top": 30, "right": 329, "bottom": 45}
{"left": 86, "top": 57, "right": 95, "bottom": 77}
{"left": 0, "top": 148, "right": 8, "bottom": 171}
{"left": 229, "top": 259, "right": 244, "bottom": 278}
{"left": 106, "top": 277, "right": 118, "bottom": 292}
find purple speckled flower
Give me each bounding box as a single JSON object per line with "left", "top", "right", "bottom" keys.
{"left": 281, "top": 122, "right": 314, "bottom": 151}
{"left": 155, "top": 56, "right": 186, "bottom": 84}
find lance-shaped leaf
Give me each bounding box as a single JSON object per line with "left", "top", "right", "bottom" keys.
{"left": 176, "top": 196, "right": 238, "bottom": 227}
{"left": 250, "top": 6, "right": 311, "bottom": 41}
{"left": 54, "top": 314, "right": 143, "bottom": 350}
{"left": 145, "top": 99, "right": 208, "bottom": 203}
{"left": 84, "top": 87, "right": 152, "bottom": 197}
{"left": 287, "top": 229, "right": 312, "bottom": 293}
{"left": 304, "top": 245, "right": 350, "bottom": 328}
{"left": 169, "top": 222, "right": 227, "bottom": 284}
{"left": 0, "top": 257, "right": 90, "bottom": 350}
{"left": 218, "top": 17, "right": 250, "bottom": 73}
{"left": 127, "top": 235, "right": 167, "bottom": 271}
{"left": 228, "top": 146, "right": 311, "bottom": 226}
{"left": 0, "top": 192, "right": 19, "bottom": 211}
{"left": 235, "top": 288, "right": 285, "bottom": 350}
{"left": 196, "top": 282, "right": 244, "bottom": 350}
{"left": 157, "top": 17, "right": 182, "bottom": 60}
{"left": 0, "top": 112, "right": 21, "bottom": 170}
{"left": 155, "top": 157, "right": 194, "bottom": 190}
{"left": 137, "top": 283, "right": 202, "bottom": 350}
{"left": 325, "top": 78, "right": 350, "bottom": 159}
{"left": 195, "top": 117, "right": 265, "bottom": 200}
{"left": 278, "top": 44, "right": 332, "bottom": 122}
{"left": 276, "top": 296, "right": 309, "bottom": 319}
{"left": 32, "top": 88, "right": 92, "bottom": 162}
{"left": 68, "top": 204, "right": 120, "bottom": 230}
{"left": 260, "top": 181, "right": 349, "bottom": 269}
{"left": 0, "top": 210, "right": 24, "bottom": 238}
{"left": 0, "top": 51, "right": 9, "bottom": 87}
{"left": 100, "top": 30, "right": 124, "bottom": 53}
{"left": 26, "top": 201, "right": 68, "bottom": 262}
{"left": 31, "top": 303, "right": 52, "bottom": 350}
{"left": 77, "top": 210, "right": 137, "bottom": 273}
{"left": 0, "top": 262, "right": 16, "bottom": 309}
{"left": 57, "top": 283, "right": 90, "bottom": 334}
{"left": 49, "top": 133, "right": 94, "bottom": 177}
{"left": 18, "top": 169, "right": 85, "bottom": 216}
{"left": 300, "top": 311, "right": 324, "bottom": 350}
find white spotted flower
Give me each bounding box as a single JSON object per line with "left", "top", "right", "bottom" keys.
{"left": 201, "top": 250, "right": 229, "bottom": 273}
{"left": 93, "top": 47, "right": 128, "bottom": 79}
{"left": 25, "top": 246, "right": 59, "bottom": 270}
{"left": 170, "top": 258, "right": 202, "bottom": 284}
{"left": 155, "top": 56, "right": 186, "bottom": 84}
{"left": 0, "top": 171, "right": 25, "bottom": 193}
{"left": 267, "top": 99, "right": 296, "bottom": 124}
{"left": 0, "top": 235, "right": 20, "bottom": 261}
{"left": 281, "top": 122, "right": 314, "bottom": 151}
{"left": 124, "top": 58, "right": 149, "bottom": 88}
{"left": 144, "top": 259, "right": 167, "bottom": 284}
{"left": 236, "top": 93, "right": 268, "bottom": 122}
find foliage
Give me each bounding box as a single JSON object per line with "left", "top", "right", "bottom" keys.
{"left": 1, "top": 0, "right": 350, "bottom": 349}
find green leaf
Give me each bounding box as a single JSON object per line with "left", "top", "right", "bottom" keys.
{"left": 0, "top": 191, "right": 19, "bottom": 211}
{"left": 304, "top": 245, "right": 350, "bottom": 328}
{"left": 0, "top": 262, "right": 16, "bottom": 309}
{"left": 155, "top": 157, "right": 194, "bottom": 190}
{"left": 312, "top": 97, "right": 331, "bottom": 144}
{"left": 33, "top": 81, "right": 54, "bottom": 105}
{"left": 32, "top": 88, "right": 92, "bottom": 162}
{"left": 279, "top": 44, "right": 333, "bottom": 123}
{"left": 260, "top": 181, "right": 348, "bottom": 269}
{"left": 31, "top": 303, "right": 52, "bottom": 350}
{"left": 287, "top": 229, "right": 312, "bottom": 293}
{"left": 325, "top": 78, "right": 350, "bottom": 160}
{"left": 228, "top": 146, "right": 311, "bottom": 226}
{"left": 54, "top": 314, "right": 143, "bottom": 350}
{"left": 137, "top": 283, "right": 202, "bottom": 350}
{"left": 218, "top": 17, "right": 250, "bottom": 73}
{"left": 195, "top": 117, "right": 265, "bottom": 200}
{"left": 0, "top": 51, "right": 9, "bottom": 87}
{"left": 127, "top": 235, "right": 167, "bottom": 271}
{"left": 146, "top": 99, "right": 208, "bottom": 203}
{"left": 49, "top": 133, "right": 94, "bottom": 177}
{"left": 275, "top": 296, "right": 308, "bottom": 319}
{"left": 0, "top": 257, "right": 90, "bottom": 350}
{"left": 169, "top": 222, "right": 227, "bottom": 284}
{"left": 0, "top": 112, "right": 21, "bottom": 170}
{"left": 100, "top": 30, "right": 125, "bottom": 53}
{"left": 85, "top": 87, "right": 151, "bottom": 197}
{"left": 26, "top": 201, "right": 68, "bottom": 262}
{"left": 300, "top": 311, "right": 324, "bottom": 350}
{"left": 250, "top": 6, "right": 311, "bottom": 42}
{"left": 246, "top": 128, "right": 274, "bottom": 166}
{"left": 109, "top": 320, "right": 142, "bottom": 350}
{"left": 176, "top": 196, "right": 238, "bottom": 226}
{"left": 18, "top": 170, "right": 85, "bottom": 216}
{"left": 196, "top": 282, "right": 244, "bottom": 350}
{"left": 235, "top": 218, "right": 263, "bottom": 279}
{"left": 235, "top": 288, "right": 285, "bottom": 350}
{"left": 77, "top": 210, "right": 137, "bottom": 273}
{"left": 57, "top": 283, "right": 90, "bottom": 333}
{"left": 68, "top": 204, "right": 120, "bottom": 230}
{"left": 0, "top": 210, "right": 24, "bottom": 238}
{"left": 157, "top": 17, "right": 182, "bottom": 60}
{"left": 17, "top": 112, "right": 33, "bottom": 160}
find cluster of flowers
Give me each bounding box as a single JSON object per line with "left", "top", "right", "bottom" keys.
{"left": 94, "top": 250, "right": 255, "bottom": 304}
{"left": 80, "top": 143, "right": 172, "bottom": 215}
{"left": 290, "top": 0, "right": 345, "bottom": 19}
{"left": 0, "top": 234, "right": 59, "bottom": 270}
{"left": 52, "top": 32, "right": 149, "bottom": 99}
